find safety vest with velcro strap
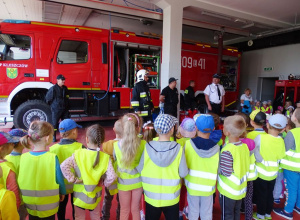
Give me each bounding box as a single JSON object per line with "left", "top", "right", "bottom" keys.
{"left": 114, "top": 140, "right": 145, "bottom": 191}
{"left": 184, "top": 140, "right": 219, "bottom": 196}
{"left": 280, "top": 128, "right": 300, "bottom": 172}
{"left": 256, "top": 134, "right": 286, "bottom": 181}
{"left": 141, "top": 144, "right": 182, "bottom": 207}
{"left": 217, "top": 142, "right": 250, "bottom": 200}
{"left": 73, "top": 149, "right": 109, "bottom": 210}
{"left": 247, "top": 151, "right": 258, "bottom": 181}
{"left": 18, "top": 152, "right": 59, "bottom": 218}
{"left": 50, "top": 142, "right": 82, "bottom": 194}
{"left": 0, "top": 161, "right": 16, "bottom": 188}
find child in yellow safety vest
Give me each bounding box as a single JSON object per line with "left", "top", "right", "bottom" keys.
{"left": 247, "top": 109, "right": 267, "bottom": 140}
{"left": 217, "top": 115, "right": 250, "bottom": 220}
{"left": 261, "top": 101, "right": 271, "bottom": 114}
{"left": 137, "top": 114, "right": 188, "bottom": 220}
{"left": 49, "top": 119, "right": 83, "bottom": 220}
{"left": 5, "top": 129, "right": 28, "bottom": 220}
{"left": 273, "top": 108, "right": 300, "bottom": 219}
{"left": 0, "top": 168, "right": 19, "bottom": 219}
{"left": 252, "top": 114, "right": 287, "bottom": 220}
{"left": 267, "top": 100, "right": 273, "bottom": 114}
{"left": 18, "top": 121, "right": 66, "bottom": 220}
{"left": 113, "top": 113, "right": 145, "bottom": 220}
{"left": 61, "top": 124, "right": 116, "bottom": 220}
{"left": 0, "top": 131, "right": 21, "bottom": 211}
{"left": 253, "top": 100, "right": 261, "bottom": 111}
{"left": 184, "top": 114, "right": 219, "bottom": 220}
{"left": 101, "top": 119, "right": 122, "bottom": 220}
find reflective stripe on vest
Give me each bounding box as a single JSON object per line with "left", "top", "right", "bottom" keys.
{"left": 73, "top": 149, "right": 109, "bottom": 210}
{"left": 108, "top": 181, "right": 118, "bottom": 195}
{"left": 139, "top": 111, "right": 148, "bottom": 117}
{"left": 50, "top": 142, "right": 82, "bottom": 194}
{"left": 141, "top": 144, "right": 182, "bottom": 207}
{"left": 184, "top": 140, "right": 219, "bottom": 196}
{"left": 140, "top": 92, "right": 147, "bottom": 98}
{"left": 256, "top": 134, "right": 285, "bottom": 180}
{"left": 114, "top": 140, "right": 145, "bottom": 191}
{"left": 18, "top": 152, "right": 59, "bottom": 218}
{"left": 280, "top": 128, "right": 300, "bottom": 172}
{"left": 131, "top": 101, "right": 139, "bottom": 107}
{"left": 217, "top": 143, "right": 250, "bottom": 200}
{"left": 247, "top": 155, "right": 258, "bottom": 181}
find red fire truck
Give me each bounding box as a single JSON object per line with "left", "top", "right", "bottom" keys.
{"left": 0, "top": 19, "right": 241, "bottom": 128}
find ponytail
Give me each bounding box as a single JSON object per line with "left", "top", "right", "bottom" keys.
{"left": 20, "top": 135, "right": 31, "bottom": 149}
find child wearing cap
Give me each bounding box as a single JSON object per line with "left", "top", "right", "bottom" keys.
{"left": 286, "top": 106, "right": 294, "bottom": 118}
{"left": 247, "top": 109, "right": 267, "bottom": 140}
{"left": 101, "top": 119, "right": 122, "bottom": 220}
{"left": 184, "top": 114, "right": 219, "bottom": 220}
{"left": 137, "top": 114, "right": 188, "bottom": 220}
{"left": 0, "top": 168, "right": 19, "bottom": 219}
{"left": 217, "top": 115, "right": 250, "bottom": 220}
{"left": 0, "top": 131, "right": 21, "bottom": 209}
{"left": 252, "top": 114, "right": 287, "bottom": 220}
{"left": 273, "top": 108, "right": 300, "bottom": 219}
{"left": 176, "top": 118, "right": 196, "bottom": 220}
{"left": 50, "top": 119, "right": 83, "bottom": 220}
{"left": 261, "top": 101, "right": 271, "bottom": 114}
{"left": 5, "top": 129, "right": 28, "bottom": 220}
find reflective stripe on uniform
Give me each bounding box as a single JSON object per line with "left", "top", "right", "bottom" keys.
{"left": 118, "top": 177, "right": 141, "bottom": 185}
{"left": 226, "top": 174, "right": 248, "bottom": 186}
{"left": 118, "top": 167, "right": 138, "bottom": 175}
{"left": 189, "top": 170, "right": 217, "bottom": 180}
{"left": 217, "top": 177, "right": 247, "bottom": 196}
{"left": 285, "top": 151, "right": 300, "bottom": 158}
{"left": 139, "top": 111, "right": 148, "bottom": 116}
{"left": 144, "top": 189, "right": 180, "bottom": 201}
{"left": 185, "top": 179, "right": 215, "bottom": 192}
{"left": 65, "top": 184, "right": 73, "bottom": 191}
{"left": 141, "top": 176, "right": 180, "bottom": 186}
{"left": 260, "top": 160, "right": 278, "bottom": 167}
{"left": 247, "top": 170, "right": 258, "bottom": 179}
{"left": 74, "top": 191, "right": 102, "bottom": 204}
{"left": 108, "top": 184, "right": 117, "bottom": 190}
{"left": 140, "top": 92, "right": 147, "bottom": 98}
{"left": 25, "top": 202, "right": 59, "bottom": 212}
{"left": 280, "top": 159, "right": 300, "bottom": 168}
{"left": 21, "top": 189, "right": 59, "bottom": 197}
{"left": 75, "top": 166, "right": 81, "bottom": 178}
{"left": 256, "top": 166, "right": 278, "bottom": 177}
{"left": 131, "top": 101, "right": 139, "bottom": 107}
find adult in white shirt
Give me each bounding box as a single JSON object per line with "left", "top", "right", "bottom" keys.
{"left": 204, "top": 73, "right": 225, "bottom": 115}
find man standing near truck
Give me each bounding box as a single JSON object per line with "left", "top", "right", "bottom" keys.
{"left": 131, "top": 69, "right": 154, "bottom": 122}
{"left": 45, "top": 74, "right": 70, "bottom": 142}
{"left": 204, "top": 73, "right": 225, "bottom": 115}
{"left": 184, "top": 80, "right": 196, "bottom": 110}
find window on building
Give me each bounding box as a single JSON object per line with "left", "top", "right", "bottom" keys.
{"left": 57, "top": 40, "right": 88, "bottom": 64}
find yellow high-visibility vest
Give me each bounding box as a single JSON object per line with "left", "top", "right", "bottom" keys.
{"left": 141, "top": 145, "right": 182, "bottom": 207}
{"left": 184, "top": 140, "right": 219, "bottom": 196}
{"left": 280, "top": 128, "right": 300, "bottom": 172}
{"left": 18, "top": 152, "right": 59, "bottom": 218}
{"left": 73, "top": 149, "right": 109, "bottom": 210}
{"left": 50, "top": 142, "right": 82, "bottom": 194}
{"left": 114, "top": 140, "right": 145, "bottom": 191}
{"left": 217, "top": 143, "right": 250, "bottom": 200}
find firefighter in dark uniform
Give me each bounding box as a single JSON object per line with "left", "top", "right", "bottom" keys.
{"left": 184, "top": 80, "right": 196, "bottom": 110}
{"left": 45, "top": 74, "right": 70, "bottom": 142}
{"left": 159, "top": 77, "right": 179, "bottom": 117}
{"left": 131, "top": 69, "right": 154, "bottom": 122}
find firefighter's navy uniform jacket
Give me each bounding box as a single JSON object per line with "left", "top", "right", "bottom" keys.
{"left": 184, "top": 86, "right": 196, "bottom": 110}
{"left": 45, "top": 84, "right": 70, "bottom": 130}
{"left": 131, "top": 81, "right": 153, "bottom": 120}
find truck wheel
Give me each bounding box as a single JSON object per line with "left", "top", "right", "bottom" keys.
{"left": 13, "top": 100, "right": 52, "bottom": 129}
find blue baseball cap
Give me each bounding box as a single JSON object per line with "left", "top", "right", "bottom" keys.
{"left": 195, "top": 114, "right": 215, "bottom": 133}
{"left": 59, "top": 119, "right": 82, "bottom": 133}
{"left": 8, "top": 129, "right": 27, "bottom": 141}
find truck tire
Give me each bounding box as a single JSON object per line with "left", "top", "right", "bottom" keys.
{"left": 13, "top": 100, "right": 52, "bottom": 129}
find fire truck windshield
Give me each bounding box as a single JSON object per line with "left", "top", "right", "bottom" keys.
{"left": 0, "top": 34, "right": 31, "bottom": 60}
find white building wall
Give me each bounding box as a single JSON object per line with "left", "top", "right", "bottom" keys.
{"left": 240, "top": 43, "right": 300, "bottom": 100}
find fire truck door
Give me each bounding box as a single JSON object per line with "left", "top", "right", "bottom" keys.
{"left": 51, "top": 39, "right": 91, "bottom": 89}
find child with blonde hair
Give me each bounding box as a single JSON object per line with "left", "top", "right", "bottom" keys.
{"left": 0, "top": 131, "right": 20, "bottom": 210}
{"left": 50, "top": 119, "right": 83, "bottom": 220}
{"left": 218, "top": 115, "right": 250, "bottom": 220}
{"left": 61, "top": 124, "right": 116, "bottom": 220}
{"left": 114, "top": 113, "right": 145, "bottom": 220}
{"left": 101, "top": 119, "right": 122, "bottom": 220}
{"left": 143, "top": 121, "right": 157, "bottom": 143}
{"left": 18, "top": 121, "right": 66, "bottom": 219}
